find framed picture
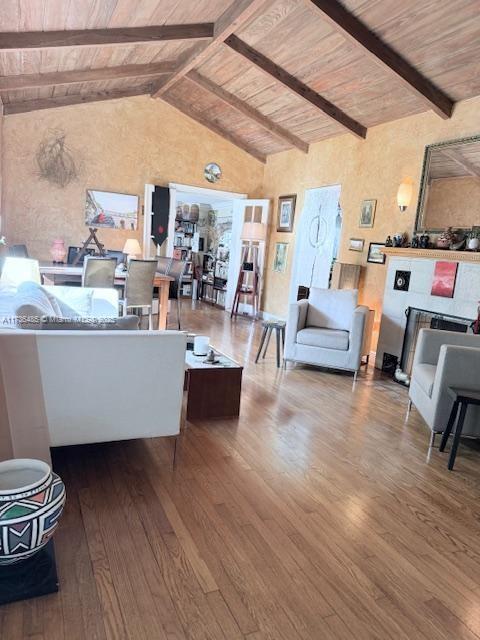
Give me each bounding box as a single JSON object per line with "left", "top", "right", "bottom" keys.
{"left": 85, "top": 189, "right": 139, "bottom": 230}
{"left": 277, "top": 195, "right": 296, "bottom": 232}
{"left": 367, "top": 242, "right": 386, "bottom": 264}
{"left": 349, "top": 238, "right": 364, "bottom": 252}
{"left": 431, "top": 261, "right": 458, "bottom": 298}
{"left": 273, "top": 242, "right": 289, "bottom": 273}
{"left": 359, "top": 199, "right": 377, "bottom": 228}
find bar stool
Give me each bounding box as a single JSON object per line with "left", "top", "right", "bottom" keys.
{"left": 255, "top": 319, "right": 286, "bottom": 368}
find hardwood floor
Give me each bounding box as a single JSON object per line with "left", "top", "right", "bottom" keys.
{"left": 2, "top": 302, "right": 480, "bottom": 639}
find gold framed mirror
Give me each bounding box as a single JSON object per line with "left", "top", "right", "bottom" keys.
{"left": 415, "top": 134, "right": 480, "bottom": 233}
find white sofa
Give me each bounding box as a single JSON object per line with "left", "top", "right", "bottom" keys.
{"left": 0, "top": 330, "right": 186, "bottom": 463}
{"left": 284, "top": 288, "right": 369, "bottom": 378}
{"left": 409, "top": 328, "right": 480, "bottom": 443}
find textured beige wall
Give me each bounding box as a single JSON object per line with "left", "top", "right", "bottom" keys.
{"left": 425, "top": 177, "right": 480, "bottom": 230}
{"left": 2, "top": 95, "right": 264, "bottom": 260}
{"left": 262, "top": 96, "right": 480, "bottom": 340}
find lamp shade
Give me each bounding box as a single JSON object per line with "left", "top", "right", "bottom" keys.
{"left": 397, "top": 179, "right": 413, "bottom": 211}
{"left": 241, "top": 221, "right": 267, "bottom": 242}
{"left": 123, "top": 238, "right": 142, "bottom": 257}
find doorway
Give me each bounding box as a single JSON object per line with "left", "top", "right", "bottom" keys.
{"left": 289, "top": 185, "right": 342, "bottom": 303}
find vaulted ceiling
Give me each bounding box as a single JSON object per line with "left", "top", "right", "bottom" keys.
{"left": 1, "top": 0, "right": 479, "bottom": 163}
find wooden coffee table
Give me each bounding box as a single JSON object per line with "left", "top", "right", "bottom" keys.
{"left": 184, "top": 349, "right": 243, "bottom": 420}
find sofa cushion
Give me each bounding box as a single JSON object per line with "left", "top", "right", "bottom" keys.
{"left": 50, "top": 287, "right": 93, "bottom": 317}
{"left": 307, "top": 288, "right": 358, "bottom": 332}
{"left": 414, "top": 363, "right": 437, "bottom": 397}
{"left": 14, "top": 281, "right": 60, "bottom": 319}
{"left": 297, "top": 327, "right": 349, "bottom": 351}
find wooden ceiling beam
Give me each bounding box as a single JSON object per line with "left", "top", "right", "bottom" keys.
{"left": 152, "top": 0, "right": 268, "bottom": 98}
{"left": 187, "top": 70, "right": 309, "bottom": 153}
{"left": 162, "top": 94, "right": 266, "bottom": 163}
{"left": 225, "top": 35, "right": 366, "bottom": 139}
{"left": 0, "top": 24, "right": 214, "bottom": 51}
{"left": 0, "top": 62, "right": 176, "bottom": 91}
{"left": 307, "top": 0, "right": 454, "bottom": 119}
{"left": 3, "top": 87, "right": 151, "bottom": 115}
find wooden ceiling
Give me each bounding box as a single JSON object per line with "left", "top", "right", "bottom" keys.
{"left": 1, "top": 0, "right": 480, "bottom": 163}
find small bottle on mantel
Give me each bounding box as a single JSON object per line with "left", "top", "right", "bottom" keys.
{"left": 385, "top": 235, "right": 393, "bottom": 247}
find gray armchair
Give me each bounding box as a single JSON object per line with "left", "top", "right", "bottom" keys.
{"left": 408, "top": 329, "right": 480, "bottom": 446}
{"left": 284, "top": 288, "right": 368, "bottom": 379}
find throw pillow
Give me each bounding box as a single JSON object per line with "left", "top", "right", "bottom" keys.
{"left": 307, "top": 288, "right": 358, "bottom": 332}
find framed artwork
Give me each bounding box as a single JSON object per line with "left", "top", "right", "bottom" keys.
{"left": 359, "top": 199, "right": 377, "bottom": 228}
{"left": 85, "top": 189, "right": 139, "bottom": 230}
{"left": 273, "top": 242, "right": 289, "bottom": 273}
{"left": 277, "top": 195, "right": 297, "bottom": 232}
{"left": 431, "top": 261, "right": 458, "bottom": 298}
{"left": 367, "top": 242, "right": 386, "bottom": 264}
{"left": 349, "top": 238, "right": 364, "bottom": 252}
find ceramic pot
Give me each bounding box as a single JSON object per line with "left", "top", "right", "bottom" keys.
{"left": 0, "top": 459, "right": 66, "bottom": 565}
{"left": 436, "top": 227, "right": 456, "bottom": 249}
{"left": 50, "top": 238, "right": 66, "bottom": 263}
{"left": 468, "top": 237, "right": 480, "bottom": 251}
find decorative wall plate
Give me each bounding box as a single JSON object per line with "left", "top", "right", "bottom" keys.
{"left": 204, "top": 163, "right": 222, "bottom": 183}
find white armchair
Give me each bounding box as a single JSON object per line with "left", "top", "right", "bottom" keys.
{"left": 284, "top": 288, "right": 369, "bottom": 379}
{"left": 408, "top": 329, "right": 480, "bottom": 444}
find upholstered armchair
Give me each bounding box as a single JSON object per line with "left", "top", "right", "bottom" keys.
{"left": 284, "top": 288, "right": 369, "bottom": 379}
{"left": 408, "top": 329, "right": 480, "bottom": 445}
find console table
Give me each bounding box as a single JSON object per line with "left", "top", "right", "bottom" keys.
{"left": 39, "top": 263, "right": 173, "bottom": 330}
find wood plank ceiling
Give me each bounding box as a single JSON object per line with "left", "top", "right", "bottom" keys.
{"left": 0, "top": 0, "right": 479, "bottom": 163}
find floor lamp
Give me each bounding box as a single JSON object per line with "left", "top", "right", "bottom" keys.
{"left": 231, "top": 221, "right": 267, "bottom": 319}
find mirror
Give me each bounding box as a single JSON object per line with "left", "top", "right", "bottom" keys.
{"left": 415, "top": 134, "right": 480, "bottom": 233}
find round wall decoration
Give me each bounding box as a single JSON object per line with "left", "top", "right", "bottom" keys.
{"left": 204, "top": 163, "right": 222, "bottom": 184}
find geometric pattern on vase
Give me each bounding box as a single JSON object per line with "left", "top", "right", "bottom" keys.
{"left": 0, "top": 463, "right": 66, "bottom": 566}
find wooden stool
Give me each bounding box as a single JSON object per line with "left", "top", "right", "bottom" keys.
{"left": 255, "top": 320, "right": 286, "bottom": 368}
{"left": 439, "top": 387, "right": 480, "bottom": 470}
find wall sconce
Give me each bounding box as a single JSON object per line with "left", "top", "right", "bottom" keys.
{"left": 397, "top": 179, "right": 413, "bottom": 212}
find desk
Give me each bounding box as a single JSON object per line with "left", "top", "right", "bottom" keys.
{"left": 39, "top": 262, "right": 173, "bottom": 330}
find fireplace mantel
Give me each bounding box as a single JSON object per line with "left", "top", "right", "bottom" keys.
{"left": 382, "top": 247, "right": 480, "bottom": 262}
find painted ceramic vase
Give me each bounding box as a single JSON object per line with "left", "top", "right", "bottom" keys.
{"left": 0, "top": 459, "right": 66, "bottom": 565}
{"left": 50, "top": 238, "right": 66, "bottom": 263}
{"left": 436, "top": 227, "right": 456, "bottom": 249}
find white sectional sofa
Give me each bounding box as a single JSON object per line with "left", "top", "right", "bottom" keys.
{"left": 0, "top": 281, "right": 186, "bottom": 463}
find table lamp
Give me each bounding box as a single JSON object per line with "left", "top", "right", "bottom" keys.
{"left": 123, "top": 238, "right": 142, "bottom": 262}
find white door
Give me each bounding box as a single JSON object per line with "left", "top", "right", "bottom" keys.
{"left": 289, "top": 185, "right": 342, "bottom": 303}
{"left": 226, "top": 199, "right": 270, "bottom": 313}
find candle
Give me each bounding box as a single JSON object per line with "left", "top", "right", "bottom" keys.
{"left": 193, "top": 335, "right": 209, "bottom": 356}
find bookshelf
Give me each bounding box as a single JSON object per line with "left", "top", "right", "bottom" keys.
{"left": 173, "top": 219, "right": 197, "bottom": 297}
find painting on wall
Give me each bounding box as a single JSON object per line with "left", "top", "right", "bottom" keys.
{"left": 367, "top": 242, "right": 386, "bottom": 264}
{"left": 85, "top": 190, "right": 139, "bottom": 230}
{"left": 349, "top": 238, "right": 364, "bottom": 252}
{"left": 273, "top": 242, "right": 289, "bottom": 273}
{"left": 431, "top": 261, "right": 458, "bottom": 298}
{"left": 359, "top": 199, "right": 377, "bottom": 228}
{"left": 277, "top": 195, "right": 296, "bottom": 232}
